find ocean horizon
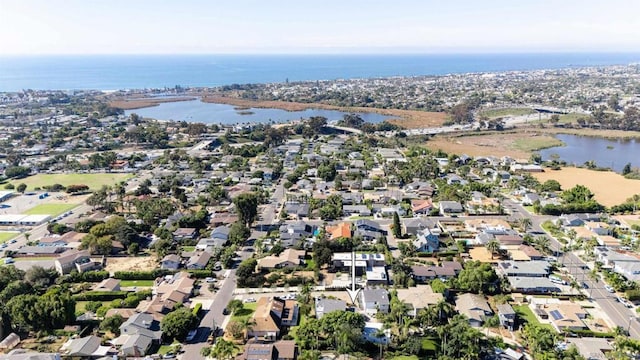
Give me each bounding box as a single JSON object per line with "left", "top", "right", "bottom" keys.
{"left": 1, "top": 52, "right": 640, "bottom": 92}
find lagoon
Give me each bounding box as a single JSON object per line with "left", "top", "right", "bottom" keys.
{"left": 125, "top": 99, "right": 391, "bottom": 125}
{"left": 539, "top": 134, "right": 640, "bottom": 173}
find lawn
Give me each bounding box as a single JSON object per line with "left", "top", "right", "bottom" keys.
{"left": 421, "top": 337, "right": 438, "bottom": 352}
{"left": 158, "top": 342, "right": 182, "bottom": 355}
{"left": 119, "top": 280, "right": 154, "bottom": 287}
{"left": 231, "top": 302, "right": 257, "bottom": 322}
{"left": 391, "top": 356, "right": 419, "bottom": 360}
{"left": 75, "top": 301, "right": 109, "bottom": 316}
{"left": 512, "top": 136, "right": 564, "bottom": 152}
{"left": 9, "top": 173, "right": 133, "bottom": 191}
{"left": 0, "top": 232, "right": 19, "bottom": 244}
{"left": 23, "top": 203, "right": 78, "bottom": 216}
{"left": 513, "top": 304, "right": 554, "bottom": 331}
{"left": 289, "top": 313, "right": 309, "bottom": 341}
{"left": 181, "top": 246, "right": 196, "bottom": 252}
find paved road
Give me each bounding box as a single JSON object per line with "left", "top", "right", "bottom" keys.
{"left": 181, "top": 270, "right": 239, "bottom": 360}
{"left": 503, "top": 198, "right": 640, "bottom": 339}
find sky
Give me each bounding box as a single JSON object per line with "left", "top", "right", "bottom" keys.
{"left": 1, "top": 0, "right": 640, "bottom": 55}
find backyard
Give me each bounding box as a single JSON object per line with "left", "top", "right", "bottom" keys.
{"left": 513, "top": 304, "right": 554, "bottom": 331}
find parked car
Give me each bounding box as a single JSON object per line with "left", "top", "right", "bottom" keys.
{"left": 186, "top": 329, "right": 198, "bottom": 342}
{"left": 243, "top": 298, "right": 256, "bottom": 303}
{"left": 581, "top": 282, "right": 589, "bottom": 289}
{"left": 604, "top": 285, "right": 615, "bottom": 293}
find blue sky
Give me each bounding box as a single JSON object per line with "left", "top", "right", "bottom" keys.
{"left": 1, "top": 0, "right": 639, "bottom": 54}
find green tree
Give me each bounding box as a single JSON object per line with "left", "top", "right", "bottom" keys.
{"left": 623, "top": 162, "right": 633, "bottom": 176}
{"left": 160, "top": 307, "right": 198, "bottom": 341}
{"left": 485, "top": 239, "right": 501, "bottom": 260}
{"left": 100, "top": 314, "right": 124, "bottom": 335}
{"left": 228, "top": 221, "right": 250, "bottom": 246}
{"left": 227, "top": 299, "right": 244, "bottom": 315}
{"left": 455, "top": 261, "right": 500, "bottom": 294}
{"left": 210, "top": 338, "right": 238, "bottom": 360}
{"left": 392, "top": 212, "right": 402, "bottom": 238}
{"left": 233, "top": 192, "right": 259, "bottom": 227}
{"left": 16, "top": 183, "right": 27, "bottom": 193}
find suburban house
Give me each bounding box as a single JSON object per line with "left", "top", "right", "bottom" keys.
{"left": 396, "top": 286, "right": 443, "bottom": 317}
{"left": 61, "top": 335, "right": 112, "bottom": 358}
{"left": 186, "top": 251, "right": 211, "bottom": 270}
{"left": 114, "top": 312, "right": 162, "bottom": 357}
{"left": 239, "top": 340, "right": 298, "bottom": 360}
{"left": 196, "top": 237, "right": 227, "bottom": 252}
{"left": 497, "top": 261, "right": 550, "bottom": 277}
{"left": 359, "top": 288, "right": 390, "bottom": 315}
{"left": 566, "top": 337, "right": 613, "bottom": 360}
{"left": 248, "top": 297, "right": 299, "bottom": 342}
{"left": 507, "top": 277, "right": 561, "bottom": 294}
{"left": 160, "top": 254, "right": 181, "bottom": 270}
{"left": 343, "top": 205, "right": 372, "bottom": 217}
{"left": 332, "top": 253, "right": 386, "bottom": 275}
{"left": 54, "top": 249, "right": 99, "bottom": 275}
{"left": 403, "top": 218, "right": 439, "bottom": 236}
{"left": 209, "top": 226, "right": 230, "bottom": 242}
{"left": 439, "top": 201, "right": 464, "bottom": 216}
{"left": 531, "top": 299, "right": 588, "bottom": 332}
{"left": 93, "top": 278, "right": 121, "bottom": 292}
{"left": 410, "top": 199, "right": 433, "bottom": 215}
{"left": 314, "top": 298, "right": 347, "bottom": 319}
{"left": 327, "top": 222, "right": 352, "bottom": 241}
{"left": 257, "top": 249, "right": 305, "bottom": 271}
{"left": 413, "top": 228, "right": 440, "bottom": 252}
{"left": 497, "top": 304, "right": 516, "bottom": 331}
{"left": 172, "top": 227, "right": 197, "bottom": 241}
{"left": 279, "top": 221, "right": 313, "bottom": 244}
{"left": 410, "top": 261, "right": 462, "bottom": 282}
{"left": 284, "top": 203, "right": 310, "bottom": 219}
{"left": 455, "top": 293, "right": 493, "bottom": 327}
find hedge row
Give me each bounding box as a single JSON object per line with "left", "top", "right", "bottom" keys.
{"left": 60, "top": 270, "right": 110, "bottom": 284}
{"left": 186, "top": 269, "right": 214, "bottom": 278}
{"left": 568, "top": 329, "right": 616, "bottom": 338}
{"left": 114, "top": 269, "right": 173, "bottom": 280}
{"left": 73, "top": 291, "right": 130, "bottom": 301}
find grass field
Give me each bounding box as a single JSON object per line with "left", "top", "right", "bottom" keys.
{"left": 533, "top": 167, "right": 640, "bottom": 207}
{"left": 513, "top": 304, "right": 554, "bottom": 331}
{"left": 24, "top": 203, "right": 78, "bottom": 216}
{"left": 0, "top": 232, "right": 19, "bottom": 244}
{"left": 231, "top": 302, "right": 257, "bottom": 322}
{"left": 480, "top": 108, "right": 537, "bottom": 119}
{"left": 119, "top": 280, "right": 154, "bottom": 287}
{"left": 9, "top": 173, "right": 133, "bottom": 191}
{"left": 428, "top": 131, "right": 561, "bottom": 159}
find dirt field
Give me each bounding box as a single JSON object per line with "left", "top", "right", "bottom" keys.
{"left": 201, "top": 95, "right": 449, "bottom": 127}
{"left": 532, "top": 167, "right": 640, "bottom": 207}
{"left": 109, "top": 96, "right": 196, "bottom": 110}
{"left": 426, "top": 131, "right": 562, "bottom": 159}
{"left": 104, "top": 256, "right": 158, "bottom": 273}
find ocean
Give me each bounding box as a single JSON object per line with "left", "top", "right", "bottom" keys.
{"left": 1, "top": 53, "right": 639, "bottom": 92}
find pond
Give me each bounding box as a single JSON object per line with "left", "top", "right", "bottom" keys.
{"left": 125, "top": 99, "right": 391, "bottom": 125}
{"left": 539, "top": 134, "right": 640, "bottom": 172}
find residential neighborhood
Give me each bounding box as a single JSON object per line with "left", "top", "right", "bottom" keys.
{"left": 0, "top": 85, "right": 640, "bottom": 360}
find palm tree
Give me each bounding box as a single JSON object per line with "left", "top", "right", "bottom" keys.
{"left": 485, "top": 239, "right": 501, "bottom": 260}
{"left": 211, "top": 338, "right": 238, "bottom": 360}
{"left": 237, "top": 317, "right": 255, "bottom": 340}
{"left": 433, "top": 299, "right": 454, "bottom": 324}
{"left": 519, "top": 217, "right": 533, "bottom": 232}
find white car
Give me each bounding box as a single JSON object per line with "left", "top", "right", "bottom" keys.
{"left": 243, "top": 298, "right": 256, "bottom": 303}
{"left": 604, "top": 285, "right": 615, "bottom": 293}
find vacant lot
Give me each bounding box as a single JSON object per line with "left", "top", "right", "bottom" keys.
{"left": 427, "top": 131, "right": 562, "bottom": 159}
{"left": 533, "top": 167, "right": 640, "bottom": 207}
{"left": 23, "top": 203, "right": 78, "bottom": 216}
{"left": 10, "top": 173, "right": 133, "bottom": 191}
{"left": 104, "top": 256, "right": 157, "bottom": 273}
{"left": 0, "top": 231, "right": 19, "bottom": 243}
